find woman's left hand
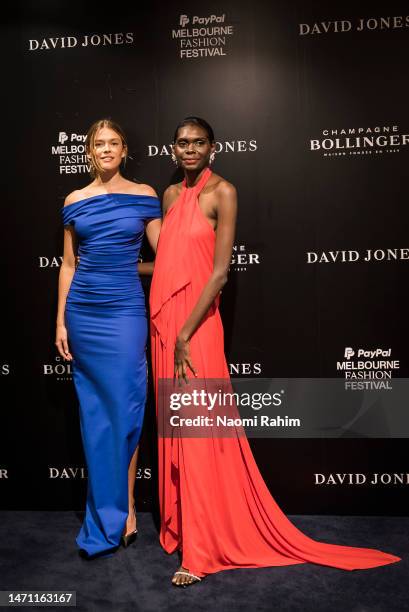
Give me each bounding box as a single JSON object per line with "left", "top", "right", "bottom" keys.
{"left": 174, "top": 336, "right": 197, "bottom": 383}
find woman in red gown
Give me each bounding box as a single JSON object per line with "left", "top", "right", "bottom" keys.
{"left": 149, "top": 116, "right": 400, "bottom": 586}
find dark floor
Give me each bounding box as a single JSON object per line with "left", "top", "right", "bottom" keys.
{"left": 0, "top": 512, "right": 407, "bottom": 612}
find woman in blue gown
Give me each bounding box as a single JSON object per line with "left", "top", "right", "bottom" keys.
{"left": 55, "top": 119, "right": 161, "bottom": 557}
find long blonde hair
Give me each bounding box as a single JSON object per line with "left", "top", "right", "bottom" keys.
{"left": 85, "top": 119, "right": 128, "bottom": 178}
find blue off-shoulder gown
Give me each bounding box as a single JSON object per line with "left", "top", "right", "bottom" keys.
{"left": 61, "top": 193, "right": 161, "bottom": 556}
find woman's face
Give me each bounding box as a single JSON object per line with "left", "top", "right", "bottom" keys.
{"left": 173, "top": 124, "right": 215, "bottom": 172}
{"left": 91, "top": 127, "right": 126, "bottom": 173}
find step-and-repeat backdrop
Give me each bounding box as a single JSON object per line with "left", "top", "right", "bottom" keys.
{"left": 1, "top": 1, "right": 408, "bottom": 514}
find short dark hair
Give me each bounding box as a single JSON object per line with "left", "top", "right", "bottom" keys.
{"left": 173, "top": 116, "right": 215, "bottom": 143}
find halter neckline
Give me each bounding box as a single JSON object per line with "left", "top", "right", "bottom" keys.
{"left": 182, "top": 167, "right": 212, "bottom": 192}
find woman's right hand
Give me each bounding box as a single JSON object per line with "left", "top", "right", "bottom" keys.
{"left": 55, "top": 324, "right": 73, "bottom": 361}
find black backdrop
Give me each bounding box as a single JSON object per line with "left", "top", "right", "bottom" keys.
{"left": 1, "top": 1, "right": 408, "bottom": 515}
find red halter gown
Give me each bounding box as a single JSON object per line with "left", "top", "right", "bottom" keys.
{"left": 149, "top": 167, "right": 400, "bottom": 577}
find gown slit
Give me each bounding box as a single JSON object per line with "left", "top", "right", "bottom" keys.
{"left": 61, "top": 193, "right": 161, "bottom": 556}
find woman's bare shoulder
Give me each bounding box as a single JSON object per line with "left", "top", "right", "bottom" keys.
{"left": 212, "top": 174, "right": 237, "bottom": 199}
{"left": 126, "top": 181, "right": 158, "bottom": 198}
{"left": 164, "top": 182, "right": 182, "bottom": 198}
{"left": 63, "top": 187, "right": 93, "bottom": 207}
{"left": 163, "top": 182, "right": 182, "bottom": 212}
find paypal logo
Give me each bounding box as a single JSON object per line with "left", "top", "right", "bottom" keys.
{"left": 179, "top": 15, "right": 189, "bottom": 27}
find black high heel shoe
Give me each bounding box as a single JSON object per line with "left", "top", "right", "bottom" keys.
{"left": 121, "top": 506, "right": 138, "bottom": 548}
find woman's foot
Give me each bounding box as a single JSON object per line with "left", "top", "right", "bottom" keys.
{"left": 121, "top": 505, "right": 138, "bottom": 547}
{"left": 124, "top": 506, "right": 137, "bottom": 536}
{"left": 172, "top": 566, "right": 202, "bottom": 587}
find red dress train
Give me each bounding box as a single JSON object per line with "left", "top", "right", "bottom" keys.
{"left": 149, "top": 168, "right": 400, "bottom": 577}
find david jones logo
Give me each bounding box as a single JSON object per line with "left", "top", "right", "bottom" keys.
{"left": 28, "top": 32, "right": 134, "bottom": 51}
{"left": 306, "top": 248, "right": 409, "bottom": 263}
{"left": 315, "top": 472, "right": 409, "bottom": 485}
{"left": 229, "top": 362, "right": 262, "bottom": 375}
{"left": 48, "top": 467, "right": 151, "bottom": 479}
{"left": 299, "top": 15, "right": 409, "bottom": 35}
{"left": 39, "top": 256, "right": 63, "bottom": 268}
{"left": 147, "top": 139, "right": 257, "bottom": 157}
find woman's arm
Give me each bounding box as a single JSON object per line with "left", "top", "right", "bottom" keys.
{"left": 55, "top": 200, "right": 77, "bottom": 360}
{"left": 137, "top": 217, "right": 162, "bottom": 275}
{"left": 138, "top": 262, "right": 155, "bottom": 275}
{"left": 174, "top": 182, "right": 237, "bottom": 381}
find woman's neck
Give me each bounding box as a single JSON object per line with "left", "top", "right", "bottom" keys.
{"left": 94, "top": 170, "right": 124, "bottom": 190}
{"left": 184, "top": 166, "right": 209, "bottom": 188}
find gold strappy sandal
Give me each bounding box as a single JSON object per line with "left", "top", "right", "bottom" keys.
{"left": 172, "top": 569, "right": 202, "bottom": 588}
